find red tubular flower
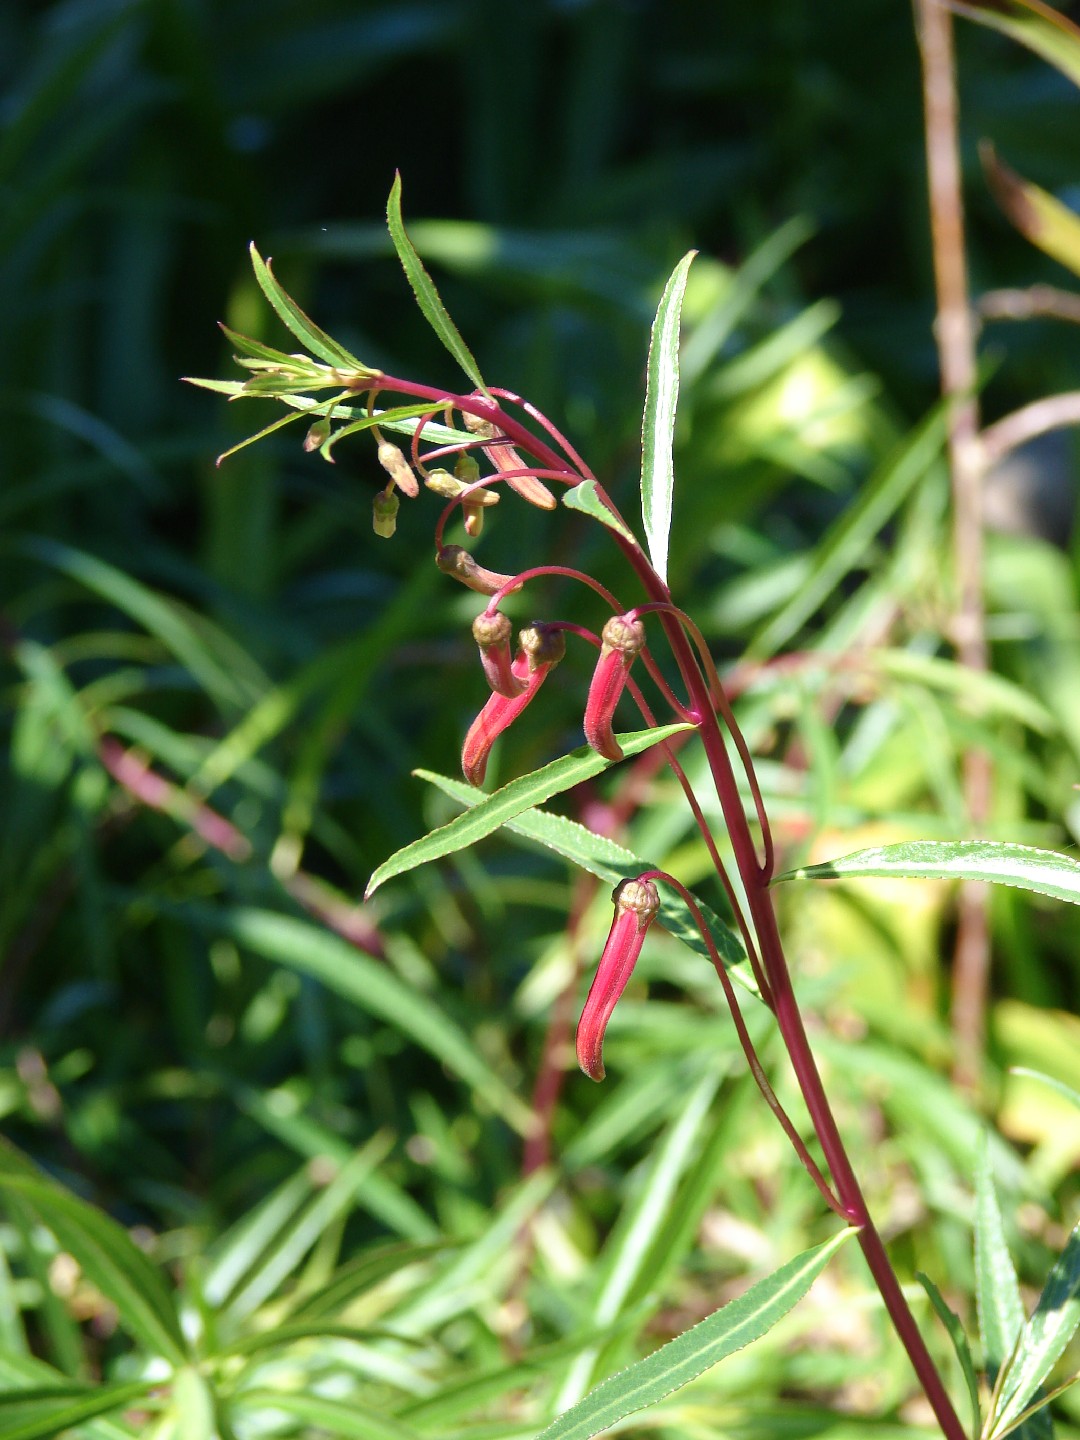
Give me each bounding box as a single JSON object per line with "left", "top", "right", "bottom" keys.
{"left": 472, "top": 610, "right": 526, "bottom": 698}
{"left": 577, "top": 877, "right": 660, "bottom": 1081}
{"left": 583, "top": 613, "right": 646, "bottom": 762}
{"left": 461, "top": 623, "right": 565, "bottom": 786}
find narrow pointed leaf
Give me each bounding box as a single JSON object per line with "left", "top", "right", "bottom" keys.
{"left": 983, "top": 144, "right": 1080, "bottom": 279}
{"left": 214, "top": 909, "right": 535, "bottom": 1136}
{"left": 948, "top": 0, "right": 1080, "bottom": 89}
{"left": 365, "top": 724, "right": 693, "bottom": 898}
{"left": 976, "top": 1138, "right": 1025, "bottom": 1383}
{"left": 780, "top": 839, "right": 1080, "bottom": 906}
{"left": 182, "top": 376, "right": 248, "bottom": 396}
{"left": 232, "top": 1390, "right": 425, "bottom": 1440}
{"left": 564, "top": 480, "right": 639, "bottom": 545}
{"left": 0, "top": 1148, "right": 186, "bottom": 1364}
{"left": 318, "top": 402, "right": 454, "bottom": 460}
{"left": 1011, "top": 1068, "right": 1080, "bottom": 1111}
{"left": 534, "top": 1229, "right": 857, "bottom": 1440}
{"left": 415, "top": 768, "right": 754, "bottom": 988}
{"left": 249, "top": 242, "right": 366, "bottom": 370}
{"left": 749, "top": 405, "right": 947, "bottom": 658}
{"left": 917, "top": 1272, "right": 981, "bottom": 1436}
{"left": 992, "top": 1219, "right": 1080, "bottom": 1436}
{"left": 219, "top": 323, "right": 304, "bottom": 365}
{"left": 386, "top": 173, "right": 487, "bottom": 393}
{"left": 0, "top": 1381, "right": 155, "bottom": 1440}
{"left": 556, "top": 1072, "right": 721, "bottom": 1409}
{"left": 215, "top": 407, "right": 308, "bottom": 466}
{"left": 641, "top": 251, "right": 696, "bottom": 587}
{"left": 976, "top": 1141, "right": 1053, "bottom": 1440}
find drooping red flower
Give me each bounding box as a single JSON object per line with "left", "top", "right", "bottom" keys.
{"left": 577, "top": 876, "right": 660, "bottom": 1081}
{"left": 472, "top": 610, "right": 526, "bottom": 699}
{"left": 461, "top": 623, "right": 565, "bottom": 786}
{"left": 583, "top": 613, "right": 646, "bottom": 762}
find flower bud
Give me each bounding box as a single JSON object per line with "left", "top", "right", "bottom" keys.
{"left": 461, "top": 409, "right": 557, "bottom": 510}
{"left": 461, "top": 623, "right": 564, "bottom": 787}
{"left": 377, "top": 441, "right": 419, "bottom": 498}
{"left": 303, "top": 418, "right": 331, "bottom": 452}
{"left": 472, "top": 610, "right": 526, "bottom": 698}
{"left": 583, "top": 613, "right": 646, "bottom": 762}
{"left": 519, "top": 623, "right": 566, "bottom": 671}
{"left": 577, "top": 877, "right": 660, "bottom": 1082}
{"left": 372, "top": 489, "right": 400, "bottom": 538}
{"left": 436, "top": 545, "right": 519, "bottom": 596}
{"left": 424, "top": 468, "right": 500, "bottom": 507}
{"left": 455, "top": 453, "right": 481, "bottom": 485}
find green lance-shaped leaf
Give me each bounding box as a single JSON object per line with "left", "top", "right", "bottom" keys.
{"left": 976, "top": 1138, "right": 1025, "bottom": 1387}
{"left": 214, "top": 909, "right": 535, "bottom": 1137}
{"left": 533, "top": 1228, "right": 857, "bottom": 1440}
{"left": 917, "top": 1272, "right": 982, "bottom": 1438}
{"left": 416, "top": 768, "right": 754, "bottom": 989}
{"left": 563, "top": 479, "right": 639, "bottom": 546}
{"left": 640, "top": 251, "right": 696, "bottom": 588}
{"left": 780, "top": 839, "right": 1080, "bottom": 907}
{"left": 0, "top": 1142, "right": 187, "bottom": 1364}
{"left": 983, "top": 143, "right": 1080, "bottom": 281}
{"left": 0, "top": 1380, "right": 156, "bottom": 1440}
{"left": 365, "top": 723, "right": 693, "bottom": 899}
{"left": 248, "top": 244, "right": 369, "bottom": 371}
{"left": 975, "top": 1140, "right": 1053, "bottom": 1440}
{"left": 1011, "top": 1068, "right": 1080, "bottom": 1112}
{"left": 991, "top": 1219, "right": 1080, "bottom": 1437}
{"left": 948, "top": 0, "right": 1080, "bottom": 90}
{"left": 386, "top": 172, "right": 488, "bottom": 394}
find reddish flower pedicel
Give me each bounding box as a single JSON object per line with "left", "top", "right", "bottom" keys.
{"left": 577, "top": 877, "right": 660, "bottom": 1081}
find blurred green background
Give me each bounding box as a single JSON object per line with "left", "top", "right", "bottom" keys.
{"left": 3, "top": 1, "right": 1080, "bottom": 1436}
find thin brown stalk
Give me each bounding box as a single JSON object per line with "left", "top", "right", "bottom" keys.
{"left": 978, "top": 285, "right": 1080, "bottom": 326}
{"left": 915, "top": 0, "right": 992, "bottom": 1091}
{"left": 981, "top": 392, "right": 1080, "bottom": 467}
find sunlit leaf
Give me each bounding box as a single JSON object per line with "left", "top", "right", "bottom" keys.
{"left": 365, "top": 724, "right": 693, "bottom": 898}
{"left": 749, "top": 405, "right": 947, "bottom": 657}
{"left": 948, "top": 0, "right": 1080, "bottom": 89}
{"left": 974, "top": 1140, "right": 1053, "bottom": 1440}
{"left": 555, "top": 1071, "right": 721, "bottom": 1409}
{"left": 213, "top": 909, "right": 536, "bottom": 1136}
{"left": 991, "top": 1219, "right": 1080, "bottom": 1437}
{"left": 415, "top": 768, "right": 753, "bottom": 987}
{"left": 0, "top": 1381, "right": 155, "bottom": 1440}
{"left": 0, "top": 1145, "right": 186, "bottom": 1364}
{"left": 534, "top": 1229, "right": 857, "bottom": 1440}
{"left": 641, "top": 251, "right": 696, "bottom": 587}
{"left": 248, "top": 242, "right": 368, "bottom": 370}
{"left": 386, "top": 173, "right": 488, "bottom": 393}
{"left": 233, "top": 1390, "right": 424, "bottom": 1440}
{"left": 983, "top": 143, "right": 1080, "bottom": 280}
{"left": 563, "top": 479, "right": 639, "bottom": 545}
{"left": 1010, "top": 1068, "right": 1080, "bottom": 1111}
{"left": 917, "top": 1272, "right": 981, "bottom": 1437}
{"left": 780, "top": 839, "right": 1080, "bottom": 906}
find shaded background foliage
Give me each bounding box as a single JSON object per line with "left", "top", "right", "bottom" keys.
{"left": 3, "top": 0, "right": 1080, "bottom": 1435}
